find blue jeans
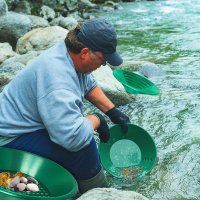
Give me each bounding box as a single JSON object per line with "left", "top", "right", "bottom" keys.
{"left": 3, "top": 129, "right": 101, "bottom": 180}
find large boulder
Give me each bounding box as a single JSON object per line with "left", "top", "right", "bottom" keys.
{"left": 76, "top": 188, "right": 149, "bottom": 200}
{"left": 92, "top": 65, "right": 134, "bottom": 106}
{"left": 0, "top": 11, "right": 31, "bottom": 48}
{"left": 0, "top": 51, "right": 41, "bottom": 68}
{"left": 0, "top": 11, "right": 49, "bottom": 49}
{"left": 0, "top": 50, "right": 40, "bottom": 90}
{"left": 16, "top": 26, "right": 68, "bottom": 54}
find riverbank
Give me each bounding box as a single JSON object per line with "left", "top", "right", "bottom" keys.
{"left": 0, "top": 0, "right": 136, "bottom": 106}
{"left": 0, "top": 0, "right": 149, "bottom": 199}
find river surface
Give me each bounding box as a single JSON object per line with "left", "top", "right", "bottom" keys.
{"left": 92, "top": 1, "right": 200, "bottom": 199}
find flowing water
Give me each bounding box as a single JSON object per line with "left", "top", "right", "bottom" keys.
{"left": 92, "top": 0, "right": 200, "bottom": 199}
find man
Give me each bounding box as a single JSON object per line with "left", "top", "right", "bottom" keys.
{"left": 0, "top": 18, "right": 130, "bottom": 193}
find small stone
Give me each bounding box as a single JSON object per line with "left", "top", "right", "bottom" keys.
{"left": 27, "top": 177, "right": 38, "bottom": 185}
{"left": 9, "top": 176, "right": 20, "bottom": 188}
{"left": 17, "top": 183, "right": 26, "bottom": 191}
{"left": 26, "top": 183, "right": 39, "bottom": 192}
{"left": 20, "top": 177, "right": 28, "bottom": 184}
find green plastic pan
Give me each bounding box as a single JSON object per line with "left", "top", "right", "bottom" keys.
{"left": 98, "top": 124, "right": 157, "bottom": 179}
{"left": 0, "top": 147, "right": 78, "bottom": 200}
{"left": 113, "top": 69, "right": 160, "bottom": 95}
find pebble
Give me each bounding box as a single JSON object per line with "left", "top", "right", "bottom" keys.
{"left": 20, "top": 177, "right": 28, "bottom": 184}
{"left": 9, "top": 176, "right": 20, "bottom": 188}
{"left": 16, "top": 183, "right": 26, "bottom": 191}
{"left": 26, "top": 183, "right": 39, "bottom": 192}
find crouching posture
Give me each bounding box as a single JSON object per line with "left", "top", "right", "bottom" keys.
{"left": 0, "top": 18, "right": 129, "bottom": 193}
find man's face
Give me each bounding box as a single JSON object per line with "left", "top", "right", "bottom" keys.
{"left": 79, "top": 50, "right": 107, "bottom": 73}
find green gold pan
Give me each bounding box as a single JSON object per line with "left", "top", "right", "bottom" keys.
{"left": 113, "top": 69, "right": 160, "bottom": 95}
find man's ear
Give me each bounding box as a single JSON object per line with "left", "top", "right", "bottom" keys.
{"left": 80, "top": 48, "right": 90, "bottom": 59}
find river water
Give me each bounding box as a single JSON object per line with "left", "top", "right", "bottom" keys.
{"left": 92, "top": 1, "right": 200, "bottom": 199}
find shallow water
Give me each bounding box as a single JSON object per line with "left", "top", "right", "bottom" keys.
{"left": 92, "top": 1, "right": 200, "bottom": 199}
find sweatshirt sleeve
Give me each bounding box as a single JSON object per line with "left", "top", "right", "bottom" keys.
{"left": 37, "top": 88, "right": 94, "bottom": 152}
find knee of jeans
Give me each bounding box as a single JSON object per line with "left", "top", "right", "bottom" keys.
{"left": 68, "top": 138, "right": 101, "bottom": 180}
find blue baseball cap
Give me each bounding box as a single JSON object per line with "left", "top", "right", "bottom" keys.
{"left": 77, "top": 18, "right": 123, "bottom": 66}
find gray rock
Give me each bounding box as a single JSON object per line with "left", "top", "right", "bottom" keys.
{"left": 40, "top": 5, "right": 55, "bottom": 21}
{"left": 78, "top": 0, "right": 97, "bottom": 10}
{"left": 92, "top": 65, "right": 134, "bottom": 106}
{"left": 50, "top": 16, "right": 78, "bottom": 30}
{"left": 0, "top": 61, "right": 25, "bottom": 74}
{"left": 11, "top": 0, "right": 32, "bottom": 15}
{"left": 28, "top": 15, "right": 49, "bottom": 29}
{"left": 0, "top": 73, "right": 10, "bottom": 91}
{"left": 1, "top": 51, "right": 40, "bottom": 67}
{"left": 16, "top": 26, "right": 68, "bottom": 54}
{"left": 0, "top": 11, "right": 50, "bottom": 49}
{"left": 9, "top": 176, "right": 20, "bottom": 188}
{"left": 0, "top": 11, "right": 32, "bottom": 48}
{"left": 76, "top": 188, "right": 149, "bottom": 200}
{"left": 59, "top": 16, "right": 78, "bottom": 30}
{"left": 49, "top": 16, "right": 64, "bottom": 26}
{"left": 0, "top": 0, "right": 8, "bottom": 16}
{"left": 138, "top": 62, "right": 164, "bottom": 78}
{"left": 0, "top": 42, "right": 17, "bottom": 64}
{"left": 66, "top": 0, "right": 78, "bottom": 12}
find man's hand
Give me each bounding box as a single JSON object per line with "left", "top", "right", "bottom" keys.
{"left": 105, "top": 107, "right": 130, "bottom": 133}
{"left": 94, "top": 113, "right": 110, "bottom": 143}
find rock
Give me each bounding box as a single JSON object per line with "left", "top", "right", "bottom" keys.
{"left": 0, "top": 51, "right": 40, "bottom": 69}
{"left": 0, "top": 74, "right": 11, "bottom": 90}
{"left": 104, "top": 0, "right": 120, "bottom": 10}
{"left": 49, "top": 16, "right": 64, "bottom": 26}
{"left": 66, "top": 0, "right": 78, "bottom": 12}
{"left": 50, "top": 16, "right": 78, "bottom": 30}
{"left": 16, "top": 26, "right": 68, "bottom": 54}
{"left": 5, "top": 0, "right": 20, "bottom": 11}
{"left": 0, "top": 11, "right": 32, "bottom": 48}
{"left": 9, "top": 176, "right": 20, "bottom": 188}
{"left": 138, "top": 62, "right": 164, "bottom": 78}
{"left": 27, "top": 15, "right": 49, "bottom": 29}
{"left": 76, "top": 188, "right": 149, "bottom": 200}
{"left": 40, "top": 5, "right": 56, "bottom": 21}
{"left": 17, "top": 183, "right": 26, "bottom": 191}
{"left": 0, "top": 43, "right": 17, "bottom": 64}
{"left": 92, "top": 65, "right": 134, "bottom": 106}
{"left": 68, "top": 12, "right": 84, "bottom": 22}
{"left": 78, "top": 0, "right": 97, "bottom": 11}
{"left": 59, "top": 16, "right": 78, "bottom": 30}
{"left": 0, "top": 11, "right": 49, "bottom": 49}
{"left": 26, "top": 183, "right": 39, "bottom": 192}
{"left": 0, "top": 62, "right": 25, "bottom": 75}
{"left": 0, "top": 0, "right": 8, "bottom": 16}
{"left": 11, "top": 0, "right": 32, "bottom": 15}
{"left": 20, "top": 177, "right": 28, "bottom": 184}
